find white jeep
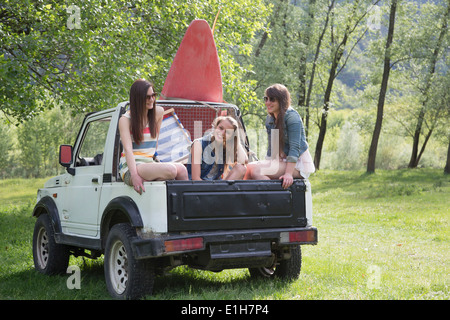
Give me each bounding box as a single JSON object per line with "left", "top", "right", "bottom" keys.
{"left": 32, "top": 100, "right": 317, "bottom": 299}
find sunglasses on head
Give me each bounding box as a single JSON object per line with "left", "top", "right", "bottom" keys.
{"left": 146, "top": 93, "right": 157, "bottom": 101}
{"left": 263, "top": 96, "right": 277, "bottom": 102}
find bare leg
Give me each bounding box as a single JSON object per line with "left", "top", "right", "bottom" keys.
{"left": 245, "top": 160, "right": 280, "bottom": 180}
{"left": 137, "top": 162, "right": 178, "bottom": 181}
{"left": 224, "top": 163, "right": 246, "bottom": 180}
{"left": 173, "top": 163, "right": 189, "bottom": 180}
{"left": 245, "top": 160, "right": 301, "bottom": 180}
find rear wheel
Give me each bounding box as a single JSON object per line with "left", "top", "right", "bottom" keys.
{"left": 104, "top": 223, "right": 155, "bottom": 299}
{"left": 249, "top": 245, "right": 301, "bottom": 281}
{"left": 33, "top": 214, "right": 70, "bottom": 275}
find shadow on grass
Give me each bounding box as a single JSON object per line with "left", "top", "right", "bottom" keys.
{"left": 0, "top": 261, "right": 108, "bottom": 300}
{"left": 150, "top": 267, "right": 293, "bottom": 300}
{"left": 1, "top": 262, "right": 292, "bottom": 300}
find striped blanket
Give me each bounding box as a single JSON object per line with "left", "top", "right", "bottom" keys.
{"left": 157, "top": 109, "right": 191, "bottom": 163}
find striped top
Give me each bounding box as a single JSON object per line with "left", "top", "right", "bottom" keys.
{"left": 119, "top": 111, "right": 158, "bottom": 178}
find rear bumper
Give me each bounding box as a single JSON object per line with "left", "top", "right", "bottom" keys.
{"left": 131, "top": 227, "right": 317, "bottom": 260}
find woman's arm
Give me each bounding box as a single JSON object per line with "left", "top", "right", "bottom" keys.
{"left": 284, "top": 111, "right": 302, "bottom": 163}
{"left": 280, "top": 110, "right": 308, "bottom": 188}
{"left": 237, "top": 142, "right": 248, "bottom": 164}
{"left": 190, "top": 140, "right": 203, "bottom": 180}
{"left": 119, "top": 116, "right": 145, "bottom": 194}
{"left": 279, "top": 162, "right": 296, "bottom": 189}
{"left": 155, "top": 106, "right": 164, "bottom": 134}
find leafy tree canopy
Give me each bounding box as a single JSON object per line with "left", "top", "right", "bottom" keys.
{"left": 0, "top": 0, "right": 270, "bottom": 121}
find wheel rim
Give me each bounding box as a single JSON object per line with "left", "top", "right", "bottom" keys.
{"left": 255, "top": 256, "right": 277, "bottom": 277}
{"left": 258, "top": 266, "right": 276, "bottom": 277}
{"left": 108, "top": 239, "right": 128, "bottom": 295}
{"left": 36, "top": 227, "right": 49, "bottom": 269}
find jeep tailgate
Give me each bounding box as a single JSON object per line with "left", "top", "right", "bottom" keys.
{"left": 166, "top": 180, "right": 308, "bottom": 232}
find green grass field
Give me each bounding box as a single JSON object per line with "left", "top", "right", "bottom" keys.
{"left": 0, "top": 169, "right": 448, "bottom": 300}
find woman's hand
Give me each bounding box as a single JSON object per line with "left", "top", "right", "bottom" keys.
{"left": 279, "top": 172, "right": 294, "bottom": 189}
{"left": 131, "top": 172, "right": 145, "bottom": 194}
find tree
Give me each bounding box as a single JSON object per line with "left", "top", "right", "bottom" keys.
{"left": 366, "top": 0, "right": 398, "bottom": 173}
{"left": 407, "top": 3, "right": 449, "bottom": 168}
{"left": 445, "top": 140, "right": 450, "bottom": 174}
{"left": 302, "top": 0, "right": 335, "bottom": 139}
{"left": 254, "top": 0, "right": 284, "bottom": 58}
{"left": 430, "top": 68, "right": 450, "bottom": 174}
{"left": 0, "top": 0, "right": 270, "bottom": 121}
{"left": 1, "top": 1, "right": 140, "bottom": 119}
{"left": 0, "top": 119, "right": 13, "bottom": 178}
{"left": 313, "top": 0, "right": 379, "bottom": 170}
{"left": 244, "top": 0, "right": 306, "bottom": 119}
{"left": 16, "top": 105, "right": 81, "bottom": 177}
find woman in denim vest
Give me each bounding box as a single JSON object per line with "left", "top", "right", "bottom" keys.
{"left": 244, "top": 84, "right": 314, "bottom": 189}
{"left": 187, "top": 116, "right": 247, "bottom": 180}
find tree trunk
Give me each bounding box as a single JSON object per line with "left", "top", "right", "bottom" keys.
{"left": 314, "top": 58, "right": 338, "bottom": 170}
{"left": 367, "top": 0, "right": 398, "bottom": 173}
{"left": 408, "top": 4, "right": 449, "bottom": 168}
{"left": 444, "top": 139, "right": 450, "bottom": 174}
{"left": 313, "top": 4, "right": 350, "bottom": 170}
{"left": 312, "top": 0, "right": 375, "bottom": 170}
{"left": 303, "top": 0, "right": 334, "bottom": 140}
{"left": 254, "top": 0, "right": 287, "bottom": 58}
{"left": 297, "top": 0, "right": 316, "bottom": 137}
{"left": 408, "top": 107, "right": 425, "bottom": 168}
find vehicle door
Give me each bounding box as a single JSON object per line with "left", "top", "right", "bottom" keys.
{"left": 61, "top": 114, "right": 111, "bottom": 237}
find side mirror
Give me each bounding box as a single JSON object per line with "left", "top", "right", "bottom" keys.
{"left": 59, "top": 145, "right": 73, "bottom": 167}
{"left": 59, "top": 145, "right": 75, "bottom": 175}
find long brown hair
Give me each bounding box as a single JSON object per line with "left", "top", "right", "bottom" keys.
{"left": 129, "top": 79, "right": 157, "bottom": 144}
{"left": 265, "top": 84, "right": 291, "bottom": 154}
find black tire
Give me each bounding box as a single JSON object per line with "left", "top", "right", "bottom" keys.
{"left": 249, "top": 245, "right": 302, "bottom": 281}
{"left": 33, "top": 214, "right": 70, "bottom": 275}
{"left": 104, "top": 223, "right": 155, "bottom": 300}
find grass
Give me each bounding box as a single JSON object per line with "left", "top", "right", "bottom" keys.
{"left": 0, "top": 178, "right": 48, "bottom": 210}
{"left": 0, "top": 169, "right": 448, "bottom": 300}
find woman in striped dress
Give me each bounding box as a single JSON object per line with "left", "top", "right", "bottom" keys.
{"left": 119, "top": 79, "right": 188, "bottom": 194}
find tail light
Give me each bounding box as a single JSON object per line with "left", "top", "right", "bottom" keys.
{"left": 280, "top": 230, "right": 317, "bottom": 244}
{"left": 164, "top": 237, "right": 204, "bottom": 253}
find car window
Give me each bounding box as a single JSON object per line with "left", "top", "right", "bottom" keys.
{"left": 77, "top": 117, "right": 111, "bottom": 166}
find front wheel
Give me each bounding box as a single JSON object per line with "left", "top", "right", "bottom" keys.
{"left": 32, "top": 214, "right": 70, "bottom": 275}
{"left": 249, "top": 245, "right": 302, "bottom": 281}
{"left": 104, "top": 223, "right": 155, "bottom": 299}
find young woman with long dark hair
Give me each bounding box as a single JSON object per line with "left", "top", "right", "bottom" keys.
{"left": 244, "top": 84, "right": 314, "bottom": 188}
{"left": 119, "top": 79, "right": 188, "bottom": 194}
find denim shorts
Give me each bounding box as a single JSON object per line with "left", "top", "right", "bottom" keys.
{"left": 123, "top": 170, "right": 133, "bottom": 186}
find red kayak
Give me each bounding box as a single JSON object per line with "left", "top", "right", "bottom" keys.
{"left": 161, "top": 19, "right": 223, "bottom": 103}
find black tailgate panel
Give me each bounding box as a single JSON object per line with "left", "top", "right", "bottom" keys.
{"left": 166, "top": 180, "right": 307, "bottom": 232}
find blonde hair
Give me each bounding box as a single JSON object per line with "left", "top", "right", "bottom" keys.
{"left": 212, "top": 116, "right": 239, "bottom": 132}
{"left": 211, "top": 116, "right": 241, "bottom": 163}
